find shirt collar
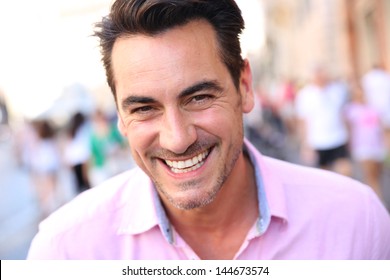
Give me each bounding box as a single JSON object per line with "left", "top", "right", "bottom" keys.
{"left": 243, "top": 140, "right": 271, "bottom": 236}
{"left": 244, "top": 139, "right": 288, "bottom": 233}
{"left": 116, "top": 169, "right": 160, "bottom": 235}
{"left": 118, "top": 139, "right": 288, "bottom": 242}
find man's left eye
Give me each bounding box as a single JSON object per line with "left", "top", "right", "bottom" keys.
{"left": 191, "top": 94, "right": 211, "bottom": 103}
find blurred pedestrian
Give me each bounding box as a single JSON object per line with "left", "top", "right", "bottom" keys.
{"left": 29, "top": 119, "right": 61, "bottom": 217}
{"left": 244, "top": 89, "right": 264, "bottom": 147}
{"left": 244, "top": 88, "right": 287, "bottom": 160}
{"left": 345, "top": 83, "right": 386, "bottom": 200}
{"left": 0, "top": 90, "right": 11, "bottom": 142}
{"left": 0, "top": 90, "right": 9, "bottom": 125}
{"left": 64, "top": 112, "right": 91, "bottom": 193}
{"left": 89, "top": 109, "right": 126, "bottom": 186}
{"left": 362, "top": 64, "right": 390, "bottom": 126}
{"left": 276, "top": 78, "right": 297, "bottom": 137}
{"left": 13, "top": 118, "right": 35, "bottom": 170}
{"left": 295, "top": 65, "right": 352, "bottom": 176}
{"left": 362, "top": 64, "right": 390, "bottom": 159}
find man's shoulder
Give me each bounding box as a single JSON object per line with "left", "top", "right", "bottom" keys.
{"left": 262, "top": 156, "right": 390, "bottom": 228}
{"left": 248, "top": 143, "right": 381, "bottom": 213}
{"left": 27, "top": 168, "right": 161, "bottom": 259}
{"left": 263, "top": 156, "right": 375, "bottom": 206}
{"left": 40, "top": 167, "right": 152, "bottom": 234}
{"left": 260, "top": 156, "right": 390, "bottom": 259}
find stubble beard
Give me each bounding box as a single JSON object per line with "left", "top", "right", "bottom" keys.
{"left": 153, "top": 139, "right": 243, "bottom": 210}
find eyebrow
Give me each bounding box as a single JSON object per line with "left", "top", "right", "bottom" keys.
{"left": 178, "top": 80, "right": 223, "bottom": 99}
{"left": 121, "top": 80, "right": 223, "bottom": 112}
{"left": 121, "top": 96, "right": 155, "bottom": 111}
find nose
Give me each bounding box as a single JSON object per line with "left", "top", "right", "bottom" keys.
{"left": 159, "top": 108, "right": 197, "bottom": 155}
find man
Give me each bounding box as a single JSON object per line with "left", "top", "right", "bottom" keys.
{"left": 295, "top": 66, "right": 352, "bottom": 176}
{"left": 27, "top": 0, "right": 390, "bottom": 259}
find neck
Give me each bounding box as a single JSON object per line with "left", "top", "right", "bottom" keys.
{"left": 162, "top": 150, "right": 258, "bottom": 259}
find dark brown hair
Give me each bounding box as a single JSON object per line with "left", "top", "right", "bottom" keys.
{"left": 94, "top": 0, "right": 245, "bottom": 101}
{"left": 33, "top": 119, "right": 56, "bottom": 139}
{"left": 68, "top": 112, "right": 86, "bottom": 138}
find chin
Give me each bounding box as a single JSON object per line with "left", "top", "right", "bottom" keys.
{"left": 160, "top": 183, "right": 221, "bottom": 210}
{"left": 169, "top": 196, "right": 215, "bottom": 210}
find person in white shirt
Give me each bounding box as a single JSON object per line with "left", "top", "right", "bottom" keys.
{"left": 64, "top": 112, "right": 91, "bottom": 193}
{"left": 295, "top": 66, "right": 352, "bottom": 176}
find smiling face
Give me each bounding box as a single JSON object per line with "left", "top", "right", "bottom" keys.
{"left": 113, "top": 20, "right": 254, "bottom": 210}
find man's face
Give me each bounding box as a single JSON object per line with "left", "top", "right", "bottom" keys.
{"left": 112, "top": 20, "right": 253, "bottom": 210}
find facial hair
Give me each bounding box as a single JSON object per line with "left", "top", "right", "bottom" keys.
{"left": 151, "top": 132, "right": 243, "bottom": 210}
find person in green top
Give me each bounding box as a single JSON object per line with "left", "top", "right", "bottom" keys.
{"left": 89, "top": 109, "right": 126, "bottom": 185}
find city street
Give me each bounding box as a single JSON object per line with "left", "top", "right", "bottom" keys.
{"left": 1, "top": 132, "right": 390, "bottom": 260}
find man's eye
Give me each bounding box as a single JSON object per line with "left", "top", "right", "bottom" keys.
{"left": 131, "top": 106, "right": 153, "bottom": 114}
{"left": 191, "top": 94, "right": 212, "bottom": 103}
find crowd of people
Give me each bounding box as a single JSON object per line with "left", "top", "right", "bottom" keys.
{"left": 245, "top": 64, "right": 390, "bottom": 204}
{"left": 13, "top": 108, "right": 130, "bottom": 218}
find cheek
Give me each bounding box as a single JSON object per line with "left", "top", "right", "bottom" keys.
{"left": 196, "top": 107, "right": 242, "bottom": 137}
{"left": 126, "top": 131, "right": 153, "bottom": 175}
{"left": 126, "top": 123, "right": 158, "bottom": 155}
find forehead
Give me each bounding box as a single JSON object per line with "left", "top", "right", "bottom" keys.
{"left": 111, "top": 20, "right": 227, "bottom": 98}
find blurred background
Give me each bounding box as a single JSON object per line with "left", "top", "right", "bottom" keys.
{"left": 1, "top": 0, "right": 390, "bottom": 259}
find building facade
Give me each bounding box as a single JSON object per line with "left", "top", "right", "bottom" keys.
{"left": 261, "top": 0, "right": 390, "bottom": 84}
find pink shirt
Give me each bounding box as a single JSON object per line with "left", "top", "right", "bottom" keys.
{"left": 27, "top": 140, "right": 390, "bottom": 259}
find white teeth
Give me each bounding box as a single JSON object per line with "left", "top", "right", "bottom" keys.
{"left": 165, "top": 150, "right": 209, "bottom": 173}
{"left": 192, "top": 155, "right": 199, "bottom": 165}
{"left": 185, "top": 159, "right": 192, "bottom": 167}
{"left": 171, "top": 162, "right": 204, "bottom": 174}
{"left": 177, "top": 161, "right": 185, "bottom": 169}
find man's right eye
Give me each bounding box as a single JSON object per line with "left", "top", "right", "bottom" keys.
{"left": 131, "top": 106, "right": 153, "bottom": 114}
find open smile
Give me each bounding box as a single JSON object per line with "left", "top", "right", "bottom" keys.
{"left": 164, "top": 149, "right": 211, "bottom": 174}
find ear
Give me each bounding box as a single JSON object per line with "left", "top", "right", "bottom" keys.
{"left": 117, "top": 115, "right": 127, "bottom": 137}
{"left": 239, "top": 59, "right": 254, "bottom": 113}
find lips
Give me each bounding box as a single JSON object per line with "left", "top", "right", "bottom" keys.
{"left": 164, "top": 149, "right": 210, "bottom": 174}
